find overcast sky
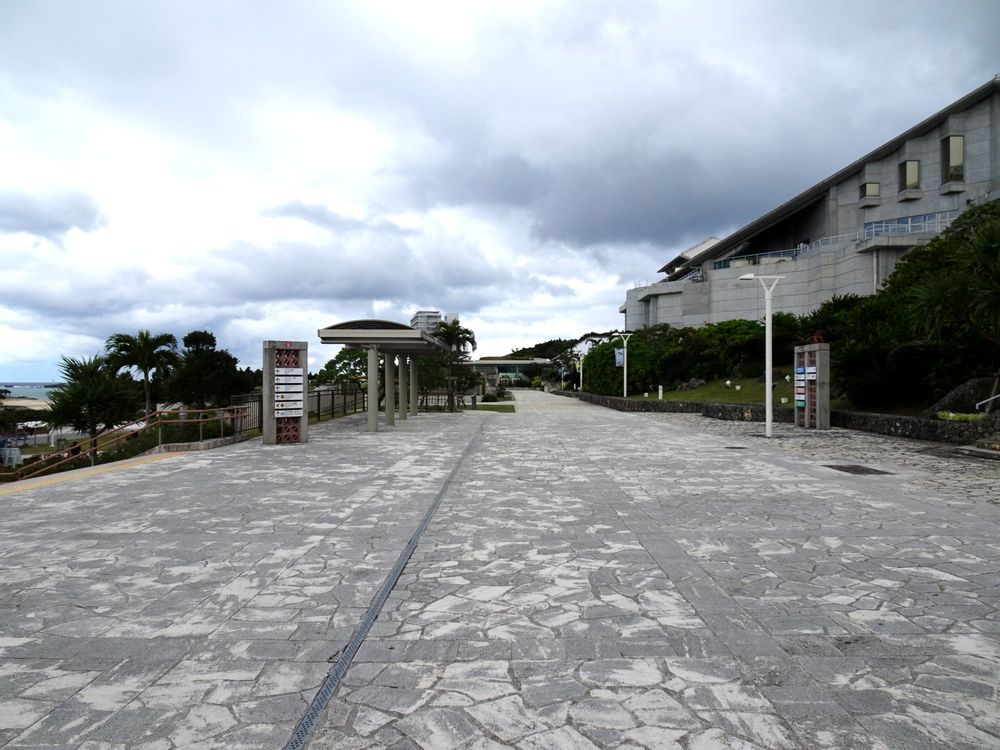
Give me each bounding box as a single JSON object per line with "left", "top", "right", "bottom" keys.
{"left": 1, "top": 1, "right": 997, "bottom": 380}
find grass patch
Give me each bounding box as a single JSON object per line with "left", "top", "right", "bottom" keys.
{"left": 937, "top": 411, "right": 985, "bottom": 422}
{"left": 629, "top": 378, "right": 933, "bottom": 416}
{"left": 20, "top": 444, "right": 58, "bottom": 457}
{"left": 632, "top": 378, "right": 795, "bottom": 405}
{"left": 465, "top": 403, "right": 515, "bottom": 413}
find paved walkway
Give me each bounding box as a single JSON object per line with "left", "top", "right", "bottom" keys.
{"left": 1, "top": 391, "right": 999, "bottom": 749}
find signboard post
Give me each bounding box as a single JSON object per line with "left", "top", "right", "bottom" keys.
{"left": 793, "top": 343, "right": 830, "bottom": 430}
{"left": 263, "top": 340, "right": 309, "bottom": 444}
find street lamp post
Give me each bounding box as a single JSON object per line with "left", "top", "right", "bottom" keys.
{"left": 738, "top": 274, "right": 783, "bottom": 437}
{"left": 618, "top": 332, "right": 633, "bottom": 399}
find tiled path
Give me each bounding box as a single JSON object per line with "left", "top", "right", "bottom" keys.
{"left": 1, "top": 391, "right": 999, "bottom": 749}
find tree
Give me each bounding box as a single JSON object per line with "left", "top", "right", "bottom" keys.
{"left": 414, "top": 354, "right": 448, "bottom": 404}
{"left": 0, "top": 388, "right": 17, "bottom": 436}
{"left": 47, "top": 355, "right": 141, "bottom": 448}
{"left": 314, "top": 348, "right": 369, "bottom": 389}
{"left": 166, "top": 331, "right": 243, "bottom": 409}
{"left": 105, "top": 329, "right": 178, "bottom": 416}
{"left": 507, "top": 337, "right": 582, "bottom": 360}
{"left": 899, "top": 217, "right": 1000, "bottom": 406}
{"left": 550, "top": 347, "right": 579, "bottom": 389}
{"left": 433, "top": 320, "right": 477, "bottom": 412}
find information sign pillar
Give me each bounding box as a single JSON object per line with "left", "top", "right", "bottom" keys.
{"left": 793, "top": 343, "right": 830, "bottom": 430}
{"left": 263, "top": 340, "right": 309, "bottom": 445}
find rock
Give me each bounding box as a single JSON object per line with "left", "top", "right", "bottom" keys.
{"left": 921, "top": 377, "right": 996, "bottom": 419}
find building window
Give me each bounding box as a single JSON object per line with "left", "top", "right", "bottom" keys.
{"left": 941, "top": 135, "right": 965, "bottom": 182}
{"left": 898, "top": 160, "right": 920, "bottom": 191}
{"left": 859, "top": 182, "right": 880, "bottom": 199}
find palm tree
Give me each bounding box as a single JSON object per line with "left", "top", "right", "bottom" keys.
{"left": 105, "top": 330, "right": 178, "bottom": 416}
{"left": 47, "top": 355, "right": 141, "bottom": 450}
{"left": 432, "top": 320, "right": 477, "bottom": 412}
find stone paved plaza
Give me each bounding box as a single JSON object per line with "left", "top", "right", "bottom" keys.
{"left": 1, "top": 390, "right": 999, "bottom": 749}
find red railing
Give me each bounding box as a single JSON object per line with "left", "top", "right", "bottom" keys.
{"left": 3, "top": 405, "right": 252, "bottom": 483}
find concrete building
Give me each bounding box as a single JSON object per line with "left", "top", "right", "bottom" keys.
{"left": 410, "top": 310, "right": 442, "bottom": 333}
{"left": 410, "top": 310, "right": 461, "bottom": 333}
{"left": 621, "top": 77, "right": 1000, "bottom": 330}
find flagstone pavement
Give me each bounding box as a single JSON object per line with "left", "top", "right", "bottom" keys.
{"left": 1, "top": 389, "right": 999, "bottom": 749}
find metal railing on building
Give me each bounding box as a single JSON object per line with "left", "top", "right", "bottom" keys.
{"left": 711, "top": 209, "right": 958, "bottom": 271}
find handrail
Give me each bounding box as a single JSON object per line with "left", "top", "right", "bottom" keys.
{"left": 976, "top": 393, "right": 1000, "bottom": 411}
{"left": 5, "top": 405, "right": 250, "bottom": 482}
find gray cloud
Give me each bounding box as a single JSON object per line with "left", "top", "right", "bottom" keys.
{"left": 0, "top": 263, "right": 149, "bottom": 320}
{"left": 200, "top": 235, "right": 565, "bottom": 313}
{"left": 351, "top": 2, "right": 999, "bottom": 249}
{"left": 0, "top": 191, "right": 104, "bottom": 241}
{"left": 261, "top": 201, "right": 412, "bottom": 235}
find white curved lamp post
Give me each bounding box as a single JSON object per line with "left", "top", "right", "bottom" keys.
{"left": 738, "top": 273, "right": 783, "bottom": 437}
{"left": 618, "top": 332, "right": 633, "bottom": 398}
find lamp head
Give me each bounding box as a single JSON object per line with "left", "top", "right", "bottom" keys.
{"left": 738, "top": 273, "right": 755, "bottom": 281}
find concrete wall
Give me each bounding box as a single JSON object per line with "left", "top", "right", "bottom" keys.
{"left": 628, "top": 242, "right": 879, "bottom": 330}
{"left": 557, "top": 391, "right": 1000, "bottom": 445}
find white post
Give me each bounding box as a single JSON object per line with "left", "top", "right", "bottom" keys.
{"left": 761, "top": 276, "right": 782, "bottom": 438}
{"left": 619, "top": 333, "right": 633, "bottom": 399}
{"left": 764, "top": 282, "right": 774, "bottom": 438}
{"left": 399, "top": 356, "right": 408, "bottom": 421}
{"left": 658, "top": 385, "right": 663, "bottom": 400}
{"left": 739, "top": 274, "right": 783, "bottom": 438}
{"left": 409, "top": 358, "right": 419, "bottom": 416}
{"left": 579, "top": 356, "right": 584, "bottom": 392}
{"left": 384, "top": 352, "right": 395, "bottom": 427}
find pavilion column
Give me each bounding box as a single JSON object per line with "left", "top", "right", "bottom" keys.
{"left": 367, "top": 346, "right": 379, "bottom": 432}
{"left": 409, "top": 358, "right": 419, "bottom": 416}
{"left": 398, "top": 356, "right": 408, "bottom": 421}
{"left": 384, "top": 353, "right": 395, "bottom": 427}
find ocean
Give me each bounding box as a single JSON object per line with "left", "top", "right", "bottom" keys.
{"left": 1, "top": 382, "right": 60, "bottom": 402}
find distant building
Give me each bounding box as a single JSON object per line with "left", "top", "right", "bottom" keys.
{"left": 469, "top": 358, "right": 551, "bottom": 387}
{"left": 621, "top": 77, "right": 1000, "bottom": 330}
{"left": 410, "top": 310, "right": 442, "bottom": 333}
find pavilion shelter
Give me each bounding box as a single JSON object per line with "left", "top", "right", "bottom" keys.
{"left": 317, "top": 320, "right": 449, "bottom": 432}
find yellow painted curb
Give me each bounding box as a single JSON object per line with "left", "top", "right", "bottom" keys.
{"left": 0, "top": 453, "right": 187, "bottom": 497}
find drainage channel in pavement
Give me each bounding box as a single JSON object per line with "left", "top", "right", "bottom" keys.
{"left": 284, "top": 420, "right": 485, "bottom": 750}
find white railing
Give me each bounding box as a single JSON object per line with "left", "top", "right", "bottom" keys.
{"left": 679, "top": 268, "right": 704, "bottom": 283}
{"left": 861, "top": 210, "right": 957, "bottom": 241}
{"left": 711, "top": 209, "right": 958, "bottom": 270}
{"left": 976, "top": 393, "right": 1000, "bottom": 411}
{"left": 801, "top": 232, "right": 860, "bottom": 251}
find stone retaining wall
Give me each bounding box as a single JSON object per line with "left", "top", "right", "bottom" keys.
{"left": 831, "top": 410, "right": 1000, "bottom": 445}
{"left": 142, "top": 433, "right": 255, "bottom": 455}
{"left": 555, "top": 390, "right": 999, "bottom": 445}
